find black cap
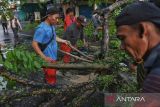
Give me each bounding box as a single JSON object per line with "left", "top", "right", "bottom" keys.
{"left": 116, "top": 1, "right": 160, "bottom": 27}
{"left": 42, "top": 6, "right": 59, "bottom": 19}
{"left": 77, "top": 15, "right": 88, "bottom": 26}
{"left": 46, "top": 6, "right": 59, "bottom": 15}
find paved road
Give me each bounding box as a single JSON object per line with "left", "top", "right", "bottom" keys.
{"left": 0, "top": 22, "right": 33, "bottom": 47}
{"left": 0, "top": 24, "right": 15, "bottom": 46}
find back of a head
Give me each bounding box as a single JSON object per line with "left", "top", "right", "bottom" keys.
{"left": 66, "top": 8, "right": 74, "bottom": 15}
{"left": 41, "top": 6, "right": 59, "bottom": 21}
{"left": 77, "top": 15, "right": 88, "bottom": 26}
{"left": 46, "top": 6, "right": 59, "bottom": 16}
{"left": 116, "top": 1, "right": 160, "bottom": 28}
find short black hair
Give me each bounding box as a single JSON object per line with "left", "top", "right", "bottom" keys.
{"left": 66, "top": 8, "right": 75, "bottom": 15}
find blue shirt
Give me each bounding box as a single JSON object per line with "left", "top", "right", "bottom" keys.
{"left": 33, "top": 22, "right": 57, "bottom": 60}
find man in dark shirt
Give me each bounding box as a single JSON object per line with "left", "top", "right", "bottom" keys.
{"left": 61, "top": 15, "right": 87, "bottom": 63}
{"left": 115, "top": 1, "right": 160, "bottom": 92}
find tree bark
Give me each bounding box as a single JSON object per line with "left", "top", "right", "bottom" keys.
{"left": 43, "top": 63, "right": 109, "bottom": 70}
{"left": 0, "top": 89, "right": 58, "bottom": 103}
{"left": 68, "top": 43, "right": 94, "bottom": 60}
{"left": 0, "top": 69, "right": 50, "bottom": 88}
{"left": 58, "top": 49, "right": 93, "bottom": 63}
{"left": 39, "top": 82, "right": 96, "bottom": 107}
{"left": 100, "top": 0, "right": 129, "bottom": 58}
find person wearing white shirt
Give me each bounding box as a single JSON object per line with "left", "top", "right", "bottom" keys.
{"left": 8, "top": 16, "right": 22, "bottom": 44}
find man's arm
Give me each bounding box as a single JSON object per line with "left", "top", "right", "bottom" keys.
{"left": 56, "top": 36, "right": 69, "bottom": 44}
{"left": 17, "top": 19, "right": 22, "bottom": 30}
{"left": 7, "top": 20, "right": 11, "bottom": 29}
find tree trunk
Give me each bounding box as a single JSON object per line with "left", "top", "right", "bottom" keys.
{"left": 43, "top": 63, "right": 109, "bottom": 70}
{"left": 100, "top": 0, "right": 129, "bottom": 58}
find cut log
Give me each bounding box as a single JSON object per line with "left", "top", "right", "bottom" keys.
{"left": 43, "top": 63, "right": 109, "bottom": 70}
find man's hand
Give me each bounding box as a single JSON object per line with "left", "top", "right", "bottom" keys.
{"left": 43, "top": 56, "right": 54, "bottom": 63}
{"left": 84, "top": 41, "right": 88, "bottom": 47}
{"left": 62, "top": 40, "right": 70, "bottom": 45}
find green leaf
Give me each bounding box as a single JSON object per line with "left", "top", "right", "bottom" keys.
{"left": 22, "top": 55, "right": 28, "bottom": 63}
{"left": 34, "top": 61, "right": 41, "bottom": 69}
{"left": 15, "top": 51, "right": 21, "bottom": 59}
{"left": 4, "top": 61, "right": 12, "bottom": 69}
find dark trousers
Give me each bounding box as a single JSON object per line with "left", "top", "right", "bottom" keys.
{"left": 2, "top": 23, "right": 8, "bottom": 33}
{"left": 12, "top": 28, "right": 19, "bottom": 42}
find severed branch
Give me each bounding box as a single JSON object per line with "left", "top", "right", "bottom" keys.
{"left": 43, "top": 63, "right": 109, "bottom": 70}
{"left": 58, "top": 49, "right": 93, "bottom": 63}
{"left": 0, "top": 69, "right": 50, "bottom": 88}
{"left": 0, "top": 62, "right": 109, "bottom": 87}
{"left": 68, "top": 43, "right": 94, "bottom": 61}
{"left": 39, "top": 82, "right": 96, "bottom": 107}
{"left": 0, "top": 89, "right": 59, "bottom": 104}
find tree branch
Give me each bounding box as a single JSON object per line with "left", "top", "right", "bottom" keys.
{"left": 0, "top": 69, "right": 50, "bottom": 88}
{"left": 58, "top": 49, "right": 93, "bottom": 63}
{"left": 43, "top": 63, "right": 109, "bottom": 70}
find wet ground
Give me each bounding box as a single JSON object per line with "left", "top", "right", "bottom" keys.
{"left": 0, "top": 25, "right": 15, "bottom": 46}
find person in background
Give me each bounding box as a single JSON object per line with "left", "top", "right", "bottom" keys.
{"left": 32, "top": 7, "right": 69, "bottom": 86}
{"left": 30, "top": 14, "right": 34, "bottom": 23}
{"left": 61, "top": 15, "right": 87, "bottom": 63}
{"left": 92, "top": 9, "right": 102, "bottom": 41}
{"left": 116, "top": 1, "right": 160, "bottom": 92}
{"left": 64, "top": 7, "right": 76, "bottom": 31}
{"left": 1, "top": 14, "right": 8, "bottom": 34}
{"left": 9, "top": 16, "right": 22, "bottom": 44}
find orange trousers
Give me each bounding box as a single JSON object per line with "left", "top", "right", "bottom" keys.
{"left": 43, "top": 61, "right": 57, "bottom": 85}
{"left": 60, "top": 43, "right": 72, "bottom": 63}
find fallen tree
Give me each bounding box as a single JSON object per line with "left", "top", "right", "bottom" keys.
{"left": 0, "top": 81, "right": 98, "bottom": 107}
{"left": 0, "top": 68, "right": 50, "bottom": 88}
{"left": 43, "top": 63, "right": 109, "bottom": 70}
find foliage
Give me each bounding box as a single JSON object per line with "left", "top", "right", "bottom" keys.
{"left": 97, "top": 75, "right": 115, "bottom": 91}
{"left": 109, "top": 39, "right": 120, "bottom": 49}
{"left": 23, "top": 22, "right": 39, "bottom": 32}
{"left": 108, "top": 7, "right": 122, "bottom": 36}
{"left": 6, "top": 79, "right": 17, "bottom": 89}
{"left": 0, "top": 0, "right": 13, "bottom": 18}
{"left": 3, "top": 45, "right": 45, "bottom": 77}
{"left": 84, "top": 21, "right": 103, "bottom": 40}
{"left": 76, "top": 40, "right": 84, "bottom": 48}
{"left": 56, "top": 26, "right": 64, "bottom": 37}
{"left": 117, "top": 80, "right": 138, "bottom": 93}
{"left": 84, "top": 21, "right": 95, "bottom": 39}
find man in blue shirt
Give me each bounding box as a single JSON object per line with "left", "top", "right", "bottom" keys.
{"left": 32, "top": 7, "right": 68, "bottom": 85}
